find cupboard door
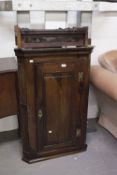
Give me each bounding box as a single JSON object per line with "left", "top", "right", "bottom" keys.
{"left": 35, "top": 62, "right": 82, "bottom": 152}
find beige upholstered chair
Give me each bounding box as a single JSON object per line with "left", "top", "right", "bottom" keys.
{"left": 90, "top": 50, "right": 117, "bottom": 139}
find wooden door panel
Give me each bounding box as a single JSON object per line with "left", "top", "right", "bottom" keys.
{"left": 36, "top": 61, "right": 82, "bottom": 151}
{"left": 44, "top": 73, "right": 74, "bottom": 145}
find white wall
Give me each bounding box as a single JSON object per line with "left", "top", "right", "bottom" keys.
{"left": 91, "top": 11, "right": 117, "bottom": 65}
{"left": 0, "top": 11, "right": 16, "bottom": 58}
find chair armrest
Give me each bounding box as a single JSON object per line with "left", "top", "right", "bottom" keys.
{"left": 90, "top": 65, "right": 117, "bottom": 102}
{"left": 98, "top": 50, "right": 117, "bottom": 73}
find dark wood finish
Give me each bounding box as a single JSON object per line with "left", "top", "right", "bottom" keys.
{"left": 0, "top": 71, "right": 17, "bottom": 119}
{"left": 15, "top": 26, "right": 88, "bottom": 49}
{"left": 15, "top": 27, "right": 93, "bottom": 163}
{"left": 0, "top": 129, "right": 19, "bottom": 142}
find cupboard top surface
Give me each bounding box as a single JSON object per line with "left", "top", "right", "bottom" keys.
{"left": 15, "top": 47, "right": 93, "bottom": 58}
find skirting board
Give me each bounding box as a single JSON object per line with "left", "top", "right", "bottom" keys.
{"left": 0, "top": 129, "right": 19, "bottom": 142}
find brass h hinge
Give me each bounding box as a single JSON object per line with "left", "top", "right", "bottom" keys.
{"left": 38, "top": 109, "right": 43, "bottom": 119}
{"left": 76, "top": 128, "right": 81, "bottom": 138}
{"left": 78, "top": 72, "right": 84, "bottom": 82}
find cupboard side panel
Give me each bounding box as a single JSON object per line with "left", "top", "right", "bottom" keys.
{"left": 18, "top": 60, "right": 29, "bottom": 153}
{"left": 78, "top": 55, "right": 91, "bottom": 146}
{"left": 25, "top": 60, "right": 38, "bottom": 153}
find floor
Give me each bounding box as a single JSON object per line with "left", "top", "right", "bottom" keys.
{"left": 0, "top": 123, "right": 117, "bottom": 175}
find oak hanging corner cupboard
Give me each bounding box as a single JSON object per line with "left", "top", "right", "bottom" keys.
{"left": 14, "top": 25, "right": 93, "bottom": 163}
